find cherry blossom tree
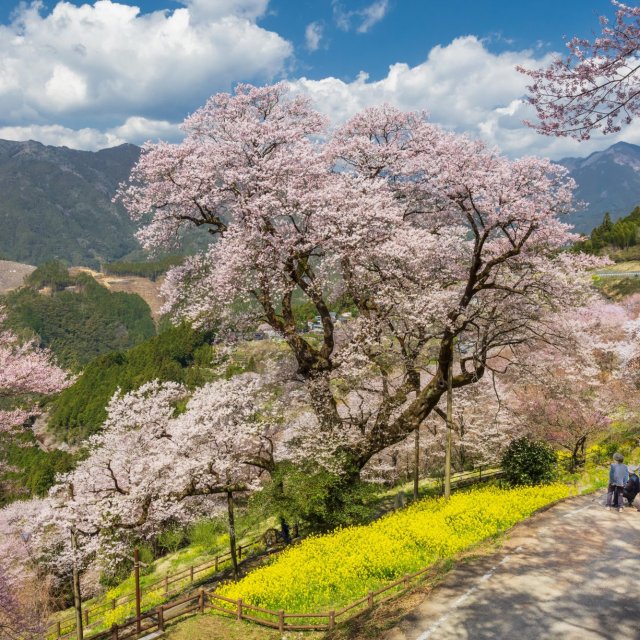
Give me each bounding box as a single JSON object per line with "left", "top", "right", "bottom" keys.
{"left": 118, "top": 83, "right": 599, "bottom": 487}
{"left": 362, "top": 374, "right": 521, "bottom": 484}
{"left": 506, "top": 300, "right": 640, "bottom": 469}
{"left": 519, "top": 1, "right": 640, "bottom": 139}
{"left": 0, "top": 499, "right": 52, "bottom": 639}
{"left": 0, "top": 308, "right": 70, "bottom": 433}
{"left": 34, "top": 375, "right": 279, "bottom": 578}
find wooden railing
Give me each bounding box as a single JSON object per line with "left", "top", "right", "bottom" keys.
{"left": 48, "top": 536, "right": 266, "bottom": 638}
{"left": 77, "top": 562, "right": 443, "bottom": 638}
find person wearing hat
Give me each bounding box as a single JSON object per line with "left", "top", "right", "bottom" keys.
{"left": 623, "top": 464, "right": 640, "bottom": 508}
{"left": 607, "top": 452, "right": 629, "bottom": 511}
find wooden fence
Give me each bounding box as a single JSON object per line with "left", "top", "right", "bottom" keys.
{"left": 76, "top": 560, "right": 443, "bottom": 638}
{"left": 48, "top": 535, "right": 266, "bottom": 638}
{"left": 50, "top": 466, "right": 503, "bottom": 639}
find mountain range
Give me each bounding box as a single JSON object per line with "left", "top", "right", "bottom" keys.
{"left": 0, "top": 139, "right": 140, "bottom": 267}
{"left": 0, "top": 138, "right": 639, "bottom": 266}
{"left": 558, "top": 141, "right": 640, "bottom": 233}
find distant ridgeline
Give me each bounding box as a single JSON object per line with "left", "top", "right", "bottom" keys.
{"left": 49, "top": 323, "right": 214, "bottom": 443}
{"left": 0, "top": 139, "right": 141, "bottom": 268}
{"left": 574, "top": 207, "right": 640, "bottom": 260}
{"left": 101, "top": 255, "right": 184, "bottom": 281}
{"left": 1, "top": 261, "right": 155, "bottom": 370}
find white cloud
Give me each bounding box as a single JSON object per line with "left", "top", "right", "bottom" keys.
{"left": 332, "top": 0, "right": 389, "bottom": 34}
{"left": 0, "top": 116, "right": 182, "bottom": 150}
{"left": 0, "top": 124, "right": 125, "bottom": 150}
{"left": 0, "top": 0, "right": 292, "bottom": 129}
{"left": 110, "top": 116, "right": 182, "bottom": 143}
{"left": 290, "top": 36, "right": 640, "bottom": 160}
{"left": 181, "top": 0, "right": 269, "bottom": 21}
{"left": 357, "top": 0, "right": 389, "bottom": 33}
{"left": 305, "top": 21, "right": 323, "bottom": 52}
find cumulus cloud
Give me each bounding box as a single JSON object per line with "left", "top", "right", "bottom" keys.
{"left": 305, "top": 21, "right": 323, "bottom": 52}
{"left": 180, "top": 0, "right": 269, "bottom": 21}
{"left": 332, "top": 0, "right": 389, "bottom": 34}
{"left": 0, "top": 0, "right": 292, "bottom": 129}
{"left": 0, "top": 124, "right": 125, "bottom": 150}
{"left": 0, "top": 116, "right": 182, "bottom": 150}
{"left": 290, "top": 36, "right": 640, "bottom": 159}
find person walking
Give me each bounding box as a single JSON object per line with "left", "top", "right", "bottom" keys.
{"left": 607, "top": 453, "right": 629, "bottom": 512}
{"left": 623, "top": 465, "right": 640, "bottom": 507}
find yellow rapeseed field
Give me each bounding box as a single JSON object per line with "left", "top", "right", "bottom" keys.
{"left": 217, "top": 484, "right": 570, "bottom": 614}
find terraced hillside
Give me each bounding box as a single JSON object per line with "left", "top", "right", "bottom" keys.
{"left": 0, "top": 259, "right": 35, "bottom": 293}
{"left": 69, "top": 266, "right": 166, "bottom": 321}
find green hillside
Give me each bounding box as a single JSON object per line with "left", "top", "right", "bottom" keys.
{"left": 49, "top": 323, "right": 214, "bottom": 442}
{"left": 574, "top": 206, "right": 640, "bottom": 260}
{"left": 2, "top": 262, "right": 156, "bottom": 369}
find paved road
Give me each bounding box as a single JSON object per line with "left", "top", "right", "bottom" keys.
{"left": 384, "top": 492, "right": 640, "bottom": 640}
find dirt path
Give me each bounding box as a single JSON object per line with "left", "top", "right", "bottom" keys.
{"left": 384, "top": 492, "right": 640, "bottom": 640}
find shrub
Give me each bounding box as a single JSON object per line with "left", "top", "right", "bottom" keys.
{"left": 501, "top": 437, "right": 557, "bottom": 486}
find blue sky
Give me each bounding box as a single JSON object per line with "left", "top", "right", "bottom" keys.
{"left": 0, "top": 0, "right": 627, "bottom": 158}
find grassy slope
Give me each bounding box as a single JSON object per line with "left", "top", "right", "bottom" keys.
{"left": 593, "top": 260, "right": 640, "bottom": 299}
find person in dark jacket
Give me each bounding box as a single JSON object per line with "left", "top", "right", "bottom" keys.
{"left": 607, "top": 453, "right": 629, "bottom": 511}
{"left": 623, "top": 465, "right": 640, "bottom": 507}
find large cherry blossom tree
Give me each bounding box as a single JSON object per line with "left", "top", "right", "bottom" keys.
{"left": 519, "top": 1, "right": 640, "bottom": 139}
{"left": 118, "top": 83, "right": 598, "bottom": 484}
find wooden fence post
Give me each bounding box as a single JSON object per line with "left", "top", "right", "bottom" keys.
{"left": 199, "top": 588, "right": 205, "bottom": 613}
{"left": 164, "top": 575, "right": 169, "bottom": 594}
{"left": 110, "top": 623, "right": 119, "bottom": 640}
{"left": 278, "top": 610, "right": 284, "bottom": 632}
{"left": 56, "top": 621, "right": 62, "bottom": 637}
{"left": 190, "top": 566, "right": 194, "bottom": 583}
{"left": 236, "top": 598, "right": 243, "bottom": 621}
{"left": 84, "top": 608, "right": 89, "bottom": 627}
{"left": 158, "top": 606, "right": 164, "bottom": 632}
{"left": 367, "top": 591, "right": 374, "bottom": 608}
{"left": 238, "top": 544, "right": 242, "bottom": 560}
{"left": 214, "top": 556, "right": 219, "bottom": 572}
{"left": 404, "top": 574, "right": 410, "bottom": 589}
{"left": 329, "top": 610, "right": 335, "bottom": 630}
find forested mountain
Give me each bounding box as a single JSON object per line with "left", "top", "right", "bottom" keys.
{"left": 558, "top": 142, "right": 640, "bottom": 233}
{"left": 573, "top": 206, "right": 640, "bottom": 260}
{"left": 0, "top": 139, "right": 140, "bottom": 267}
{"left": 1, "top": 137, "right": 640, "bottom": 269}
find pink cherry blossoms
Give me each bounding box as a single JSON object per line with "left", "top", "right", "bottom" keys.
{"left": 118, "top": 82, "right": 601, "bottom": 478}
{"left": 20, "top": 375, "right": 280, "bottom": 576}
{"left": 0, "top": 308, "right": 71, "bottom": 433}
{"left": 519, "top": 1, "right": 640, "bottom": 139}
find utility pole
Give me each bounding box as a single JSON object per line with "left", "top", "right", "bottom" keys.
{"left": 68, "top": 484, "right": 83, "bottom": 640}
{"left": 227, "top": 491, "right": 238, "bottom": 578}
{"left": 444, "top": 359, "right": 453, "bottom": 499}
{"left": 413, "top": 427, "right": 420, "bottom": 501}
{"left": 134, "top": 548, "right": 142, "bottom": 633}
